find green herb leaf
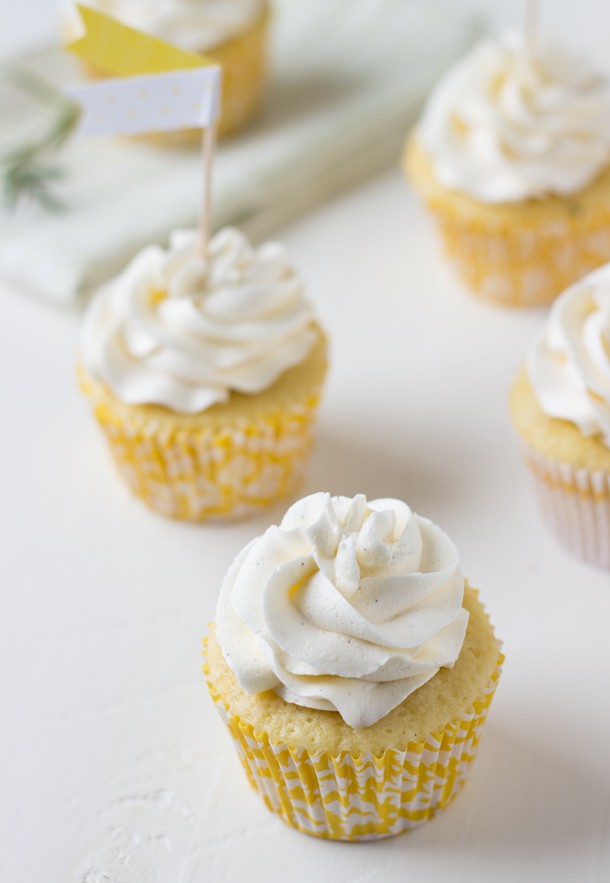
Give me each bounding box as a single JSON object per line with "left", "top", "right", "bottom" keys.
{"left": 1, "top": 67, "right": 81, "bottom": 212}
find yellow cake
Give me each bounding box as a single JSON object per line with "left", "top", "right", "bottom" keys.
{"left": 406, "top": 32, "right": 610, "bottom": 307}
{"left": 510, "top": 367, "right": 610, "bottom": 474}
{"left": 79, "top": 228, "right": 328, "bottom": 521}
{"left": 205, "top": 493, "right": 503, "bottom": 840}
{"left": 207, "top": 585, "right": 500, "bottom": 756}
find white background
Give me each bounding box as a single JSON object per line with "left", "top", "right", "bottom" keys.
{"left": 2, "top": 2, "right": 610, "bottom": 882}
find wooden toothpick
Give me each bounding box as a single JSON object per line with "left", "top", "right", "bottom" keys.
{"left": 526, "top": 0, "right": 540, "bottom": 46}
{"left": 199, "top": 120, "right": 217, "bottom": 260}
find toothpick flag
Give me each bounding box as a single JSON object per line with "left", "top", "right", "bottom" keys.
{"left": 526, "top": 0, "right": 540, "bottom": 45}
{"left": 64, "top": 4, "right": 222, "bottom": 256}
{"left": 67, "top": 4, "right": 210, "bottom": 75}
{"left": 65, "top": 68, "right": 221, "bottom": 136}
{"left": 65, "top": 5, "right": 221, "bottom": 136}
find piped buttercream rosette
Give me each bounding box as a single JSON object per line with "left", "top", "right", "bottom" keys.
{"left": 528, "top": 263, "right": 610, "bottom": 447}
{"left": 419, "top": 31, "right": 610, "bottom": 203}
{"left": 78, "top": 227, "right": 326, "bottom": 521}
{"left": 217, "top": 493, "right": 469, "bottom": 728}
{"left": 81, "top": 227, "right": 318, "bottom": 414}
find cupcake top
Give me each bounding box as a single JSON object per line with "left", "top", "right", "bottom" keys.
{"left": 64, "top": 0, "right": 265, "bottom": 52}
{"left": 528, "top": 263, "right": 610, "bottom": 447}
{"left": 216, "top": 493, "right": 469, "bottom": 728}
{"left": 80, "top": 227, "right": 319, "bottom": 414}
{"left": 418, "top": 31, "right": 610, "bottom": 203}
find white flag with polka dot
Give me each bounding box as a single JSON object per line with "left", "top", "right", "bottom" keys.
{"left": 65, "top": 67, "right": 221, "bottom": 136}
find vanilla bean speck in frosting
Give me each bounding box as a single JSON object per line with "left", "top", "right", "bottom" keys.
{"left": 80, "top": 228, "right": 319, "bottom": 414}
{"left": 418, "top": 31, "right": 610, "bottom": 203}
{"left": 216, "top": 493, "right": 469, "bottom": 728}
{"left": 528, "top": 264, "right": 610, "bottom": 447}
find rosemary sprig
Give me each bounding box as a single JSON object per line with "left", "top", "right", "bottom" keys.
{"left": 1, "top": 68, "right": 81, "bottom": 211}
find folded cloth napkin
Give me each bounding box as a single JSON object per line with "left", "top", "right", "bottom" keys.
{"left": 0, "top": 0, "right": 481, "bottom": 307}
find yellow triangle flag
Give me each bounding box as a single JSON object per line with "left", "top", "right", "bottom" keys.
{"left": 67, "top": 4, "right": 213, "bottom": 76}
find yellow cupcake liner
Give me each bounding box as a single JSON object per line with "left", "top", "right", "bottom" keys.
{"left": 406, "top": 136, "right": 610, "bottom": 307}
{"left": 427, "top": 207, "right": 610, "bottom": 308}
{"left": 206, "top": 654, "right": 504, "bottom": 841}
{"left": 81, "top": 378, "right": 322, "bottom": 521}
{"left": 80, "top": 3, "right": 269, "bottom": 144}
{"left": 522, "top": 444, "right": 610, "bottom": 568}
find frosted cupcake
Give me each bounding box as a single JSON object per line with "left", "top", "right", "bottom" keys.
{"left": 406, "top": 32, "right": 610, "bottom": 307}
{"left": 63, "top": 0, "right": 270, "bottom": 140}
{"left": 205, "top": 493, "right": 503, "bottom": 840}
{"left": 79, "top": 228, "right": 327, "bottom": 521}
{"left": 510, "top": 264, "right": 610, "bottom": 567}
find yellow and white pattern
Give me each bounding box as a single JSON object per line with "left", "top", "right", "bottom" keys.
{"left": 206, "top": 655, "right": 503, "bottom": 841}
{"left": 428, "top": 210, "right": 610, "bottom": 308}
{"left": 523, "top": 446, "right": 610, "bottom": 568}
{"left": 406, "top": 137, "right": 610, "bottom": 308}
{"left": 80, "top": 372, "right": 322, "bottom": 520}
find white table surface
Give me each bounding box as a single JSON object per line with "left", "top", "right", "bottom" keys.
{"left": 3, "top": 3, "right": 610, "bottom": 882}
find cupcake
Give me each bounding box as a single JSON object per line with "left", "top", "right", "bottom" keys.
{"left": 405, "top": 31, "right": 610, "bottom": 307}
{"left": 79, "top": 228, "right": 328, "bottom": 521}
{"left": 510, "top": 264, "right": 610, "bottom": 567}
{"left": 205, "top": 493, "right": 503, "bottom": 840}
{"left": 63, "top": 0, "right": 270, "bottom": 140}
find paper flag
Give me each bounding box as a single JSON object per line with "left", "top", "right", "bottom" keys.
{"left": 64, "top": 3, "right": 220, "bottom": 255}
{"left": 67, "top": 4, "right": 211, "bottom": 75}
{"left": 64, "top": 5, "right": 221, "bottom": 137}
{"left": 65, "top": 68, "right": 221, "bottom": 136}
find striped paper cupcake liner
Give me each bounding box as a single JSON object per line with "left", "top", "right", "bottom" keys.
{"left": 206, "top": 653, "right": 504, "bottom": 841}
{"left": 523, "top": 445, "right": 610, "bottom": 568}
{"left": 81, "top": 371, "right": 323, "bottom": 521}
{"left": 429, "top": 207, "right": 610, "bottom": 308}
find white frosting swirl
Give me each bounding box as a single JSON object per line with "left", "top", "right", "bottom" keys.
{"left": 81, "top": 228, "right": 319, "bottom": 414}
{"left": 418, "top": 31, "right": 610, "bottom": 203}
{"left": 216, "top": 493, "right": 468, "bottom": 728}
{"left": 64, "top": 0, "right": 265, "bottom": 51}
{"left": 528, "top": 263, "right": 610, "bottom": 446}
